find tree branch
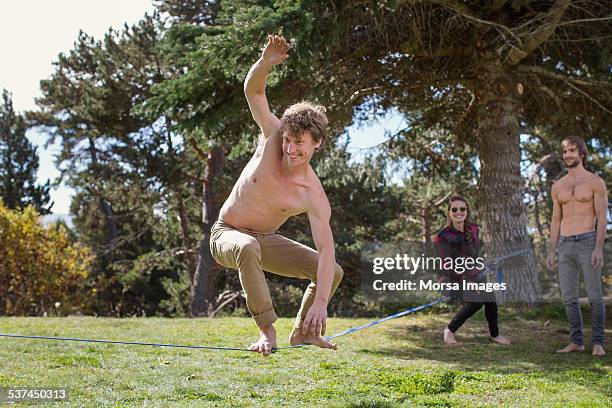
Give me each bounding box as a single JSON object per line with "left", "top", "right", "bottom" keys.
{"left": 188, "top": 137, "right": 208, "bottom": 162}
{"left": 564, "top": 81, "right": 612, "bottom": 115}
{"left": 555, "top": 15, "right": 612, "bottom": 27}
{"left": 349, "top": 86, "right": 385, "bottom": 103}
{"left": 524, "top": 154, "right": 553, "bottom": 190}
{"left": 548, "top": 34, "right": 612, "bottom": 43}
{"left": 433, "top": 0, "right": 523, "bottom": 47}
{"left": 506, "top": 0, "right": 572, "bottom": 65}
{"left": 401, "top": 43, "right": 475, "bottom": 59}
{"left": 517, "top": 65, "right": 612, "bottom": 88}
{"left": 432, "top": 191, "right": 453, "bottom": 207}
{"left": 538, "top": 84, "right": 562, "bottom": 107}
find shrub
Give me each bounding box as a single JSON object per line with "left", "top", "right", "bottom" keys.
{"left": 0, "top": 202, "right": 94, "bottom": 315}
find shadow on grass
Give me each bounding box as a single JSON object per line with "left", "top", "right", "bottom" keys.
{"left": 355, "top": 312, "right": 611, "bottom": 398}
{"left": 365, "top": 320, "right": 608, "bottom": 368}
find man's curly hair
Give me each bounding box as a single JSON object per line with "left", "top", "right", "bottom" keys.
{"left": 279, "top": 101, "right": 328, "bottom": 145}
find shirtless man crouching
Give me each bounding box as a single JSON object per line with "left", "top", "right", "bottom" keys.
{"left": 209, "top": 34, "right": 343, "bottom": 356}
{"left": 547, "top": 136, "right": 608, "bottom": 357}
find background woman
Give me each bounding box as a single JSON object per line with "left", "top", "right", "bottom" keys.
{"left": 434, "top": 195, "right": 510, "bottom": 346}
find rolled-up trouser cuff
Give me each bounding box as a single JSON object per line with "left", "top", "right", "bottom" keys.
{"left": 252, "top": 309, "right": 278, "bottom": 327}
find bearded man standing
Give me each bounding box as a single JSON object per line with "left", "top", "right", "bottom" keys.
{"left": 547, "top": 136, "right": 608, "bottom": 356}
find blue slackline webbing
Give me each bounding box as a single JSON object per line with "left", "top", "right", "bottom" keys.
{"left": 478, "top": 247, "right": 533, "bottom": 283}
{"left": 0, "top": 297, "right": 447, "bottom": 353}
{"left": 487, "top": 248, "right": 532, "bottom": 265}
{"left": 0, "top": 248, "right": 531, "bottom": 352}
{"left": 0, "top": 333, "right": 253, "bottom": 352}
{"left": 325, "top": 295, "right": 448, "bottom": 341}
{"left": 277, "top": 295, "right": 449, "bottom": 350}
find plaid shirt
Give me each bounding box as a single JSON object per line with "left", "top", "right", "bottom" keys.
{"left": 433, "top": 223, "right": 481, "bottom": 280}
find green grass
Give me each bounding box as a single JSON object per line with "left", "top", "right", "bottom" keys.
{"left": 0, "top": 311, "right": 610, "bottom": 407}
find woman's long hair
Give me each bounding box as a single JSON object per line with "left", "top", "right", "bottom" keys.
{"left": 446, "top": 195, "right": 475, "bottom": 243}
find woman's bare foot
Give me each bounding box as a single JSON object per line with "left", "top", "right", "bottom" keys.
{"left": 289, "top": 328, "right": 337, "bottom": 350}
{"left": 491, "top": 335, "right": 510, "bottom": 345}
{"left": 556, "top": 343, "right": 585, "bottom": 353}
{"left": 248, "top": 324, "right": 277, "bottom": 356}
{"left": 593, "top": 344, "right": 606, "bottom": 356}
{"left": 443, "top": 327, "right": 458, "bottom": 345}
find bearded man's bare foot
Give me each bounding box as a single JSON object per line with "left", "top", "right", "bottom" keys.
{"left": 556, "top": 343, "right": 585, "bottom": 353}
{"left": 248, "top": 324, "right": 277, "bottom": 356}
{"left": 443, "top": 327, "right": 458, "bottom": 345}
{"left": 491, "top": 335, "right": 511, "bottom": 345}
{"left": 593, "top": 344, "right": 606, "bottom": 357}
{"left": 289, "top": 328, "right": 337, "bottom": 350}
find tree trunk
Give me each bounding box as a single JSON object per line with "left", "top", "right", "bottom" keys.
{"left": 533, "top": 186, "right": 545, "bottom": 241}
{"left": 474, "top": 64, "right": 541, "bottom": 303}
{"left": 164, "top": 120, "right": 198, "bottom": 280}
{"left": 176, "top": 193, "right": 198, "bottom": 280}
{"left": 98, "top": 200, "right": 117, "bottom": 244}
{"left": 190, "top": 146, "right": 225, "bottom": 317}
{"left": 422, "top": 204, "right": 432, "bottom": 254}
{"left": 87, "top": 137, "right": 117, "bottom": 245}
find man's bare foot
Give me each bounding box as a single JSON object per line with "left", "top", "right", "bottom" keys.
{"left": 443, "top": 327, "right": 458, "bottom": 345}
{"left": 248, "top": 324, "right": 277, "bottom": 356}
{"left": 593, "top": 344, "right": 606, "bottom": 357}
{"left": 556, "top": 343, "right": 585, "bottom": 353}
{"left": 491, "top": 335, "right": 511, "bottom": 345}
{"left": 289, "top": 328, "right": 337, "bottom": 350}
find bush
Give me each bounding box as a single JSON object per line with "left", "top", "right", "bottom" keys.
{"left": 0, "top": 202, "right": 94, "bottom": 315}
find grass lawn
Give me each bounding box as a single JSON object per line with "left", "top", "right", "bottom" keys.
{"left": 0, "top": 309, "right": 610, "bottom": 407}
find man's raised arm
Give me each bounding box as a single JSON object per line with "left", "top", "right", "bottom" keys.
{"left": 244, "top": 35, "right": 290, "bottom": 137}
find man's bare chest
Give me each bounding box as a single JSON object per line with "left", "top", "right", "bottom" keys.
{"left": 557, "top": 179, "right": 594, "bottom": 204}
{"left": 241, "top": 160, "right": 307, "bottom": 216}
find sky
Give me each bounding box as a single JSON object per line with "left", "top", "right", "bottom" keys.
{"left": 1, "top": 0, "right": 156, "bottom": 214}
{"left": 1, "top": 0, "right": 395, "bottom": 214}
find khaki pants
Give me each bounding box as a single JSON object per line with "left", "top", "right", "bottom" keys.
{"left": 209, "top": 219, "right": 344, "bottom": 328}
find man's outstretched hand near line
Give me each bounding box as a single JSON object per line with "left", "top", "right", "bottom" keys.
{"left": 262, "top": 34, "right": 290, "bottom": 66}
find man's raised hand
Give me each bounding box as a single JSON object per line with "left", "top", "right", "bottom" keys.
{"left": 262, "top": 34, "right": 290, "bottom": 66}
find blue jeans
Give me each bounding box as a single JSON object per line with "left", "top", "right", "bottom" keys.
{"left": 558, "top": 231, "right": 605, "bottom": 346}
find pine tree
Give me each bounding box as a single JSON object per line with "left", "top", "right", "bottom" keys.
{"left": 146, "top": 0, "right": 611, "bottom": 303}
{"left": 0, "top": 90, "right": 52, "bottom": 214}
{"left": 32, "top": 15, "right": 203, "bottom": 315}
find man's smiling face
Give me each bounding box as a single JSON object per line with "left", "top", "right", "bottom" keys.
{"left": 562, "top": 140, "right": 582, "bottom": 168}
{"left": 282, "top": 130, "right": 320, "bottom": 168}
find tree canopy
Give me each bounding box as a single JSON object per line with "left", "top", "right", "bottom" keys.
{"left": 20, "top": 0, "right": 610, "bottom": 314}
{"left": 0, "top": 90, "right": 51, "bottom": 214}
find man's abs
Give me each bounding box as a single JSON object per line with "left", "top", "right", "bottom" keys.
{"left": 219, "top": 198, "right": 289, "bottom": 234}
{"left": 560, "top": 204, "right": 597, "bottom": 236}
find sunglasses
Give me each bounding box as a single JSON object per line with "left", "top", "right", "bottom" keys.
{"left": 450, "top": 207, "right": 467, "bottom": 213}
